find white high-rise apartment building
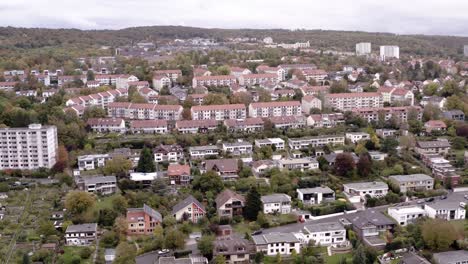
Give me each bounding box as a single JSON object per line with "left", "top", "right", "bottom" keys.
{"left": 380, "top": 46, "right": 400, "bottom": 61}
{"left": 464, "top": 45, "right": 468, "bottom": 56}
{"left": 0, "top": 124, "right": 58, "bottom": 170}
{"left": 356, "top": 42, "right": 371, "bottom": 55}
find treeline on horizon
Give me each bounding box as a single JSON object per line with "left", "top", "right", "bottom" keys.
{"left": 0, "top": 25, "right": 467, "bottom": 69}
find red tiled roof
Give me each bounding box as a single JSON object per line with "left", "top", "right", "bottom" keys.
{"left": 193, "top": 75, "right": 236, "bottom": 81}
{"left": 241, "top": 73, "right": 277, "bottom": 79}
{"left": 176, "top": 119, "right": 218, "bottom": 128}
{"left": 130, "top": 120, "right": 168, "bottom": 128}
{"left": 191, "top": 104, "right": 246, "bottom": 111}
{"left": 425, "top": 120, "right": 447, "bottom": 128}
{"left": 168, "top": 164, "right": 190, "bottom": 176}
{"left": 87, "top": 118, "right": 124, "bottom": 126}
{"left": 224, "top": 118, "right": 264, "bottom": 127}
{"left": 269, "top": 116, "right": 304, "bottom": 124}
{"left": 302, "top": 95, "right": 320, "bottom": 102}
{"left": 326, "top": 92, "right": 381, "bottom": 98}
{"left": 250, "top": 101, "right": 301, "bottom": 108}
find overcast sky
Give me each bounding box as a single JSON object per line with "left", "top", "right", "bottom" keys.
{"left": 1, "top": 0, "right": 468, "bottom": 36}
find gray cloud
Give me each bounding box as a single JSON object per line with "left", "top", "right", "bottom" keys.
{"left": 0, "top": 0, "right": 467, "bottom": 36}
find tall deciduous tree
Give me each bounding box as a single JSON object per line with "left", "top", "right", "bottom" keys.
{"left": 333, "top": 153, "right": 356, "bottom": 177}
{"left": 64, "top": 191, "right": 96, "bottom": 222}
{"left": 103, "top": 156, "right": 132, "bottom": 176}
{"left": 136, "top": 147, "right": 155, "bottom": 173}
{"left": 244, "top": 187, "right": 262, "bottom": 221}
{"left": 357, "top": 153, "right": 372, "bottom": 178}
{"left": 422, "top": 219, "right": 458, "bottom": 251}
{"left": 192, "top": 171, "right": 224, "bottom": 194}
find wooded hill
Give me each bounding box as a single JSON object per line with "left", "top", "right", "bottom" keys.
{"left": 0, "top": 26, "right": 467, "bottom": 61}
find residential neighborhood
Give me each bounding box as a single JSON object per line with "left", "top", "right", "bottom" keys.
{"left": 0, "top": 16, "right": 467, "bottom": 264}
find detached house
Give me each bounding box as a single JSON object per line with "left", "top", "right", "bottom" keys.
{"left": 261, "top": 194, "right": 292, "bottom": 214}
{"left": 203, "top": 159, "right": 239, "bottom": 181}
{"left": 65, "top": 223, "right": 98, "bottom": 246}
{"left": 215, "top": 189, "right": 245, "bottom": 219}
{"left": 153, "top": 144, "right": 184, "bottom": 163}
{"left": 213, "top": 235, "right": 253, "bottom": 264}
{"left": 343, "top": 181, "right": 388, "bottom": 203}
{"left": 388, "top": 174, "right": 434, "bottom": 193}
{"left": 172, "top": 195, "right": 206, "bottom": 223}
{"left": 252, "top": 233, "right": 301, "bottom": 256}
{"left": 296, "top": 222, "right": 347, "bottom": 247}
{"left": 346, "top": 210, "right": 395, "bottom": 248}
{"left": 297, "top": 187, "right": 335, "bottom": 205}
{"left": 167, "top": 164, "right": 191, "bottom": 185}
{"left": 424, "top": 120, "right": 447, "bottom": 133}
{"left": 415, "top": 140, "right": 451, "bottom": 155}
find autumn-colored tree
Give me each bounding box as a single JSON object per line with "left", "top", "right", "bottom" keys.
{"left": 203, "top": 94, "right": 229, "bottom": 105}
{"left": 230, "top": 91, "right": 252, "bottom": 105}
{"left": 52, "top": 144, "right": 69, "bottom": 173}
{"left": 357, "top": 153, "right": 372, "bottom": 178}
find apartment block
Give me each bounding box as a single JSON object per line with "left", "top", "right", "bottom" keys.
{"left": 191, "top": 104, "right": 247, "bottom": 121}
{"left": 380, "top": 45, "right": 400, "bottom": 61}
{"left": 0, "top": 124, "right": 58, "bottom": 170}
{"left": 324, "top": 92, "right": 383, "bottom": 111}
{"left": 192, "top": 75, "right": 237, "bottom": 88}
{"left": 249, "top": 101, "right": 301, "bottom": 118}
{"left": 238, "top": 73, "right": 279, "bottom": 86}
{"left": 356, "top": 42, "right": 371, "bottom": 55}
{"left": 107, "top": 102, "right": 183, "bottom": 120}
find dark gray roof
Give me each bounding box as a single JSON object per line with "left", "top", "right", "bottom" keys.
{"left": 400, "top": 252, "right": 431, "bottom": 264}
{"left": 66, "top": 223, "right": 97, "bottom": 233}
{"left": 343, "top": 181, "right": 388, "bottom": 191}
{"left": 252, "top": 233, "right": 299, "bottom": 245}
{"left": 172, "top": 195, "right": 205, "bottom": 214}
{"left": 433, "top": 250, "right": 468, "bottom": 264}
{"left": 297, "top": 186, "right": 334, "bottom": 194}
{"left": 83, "top": 176, "right": 116, "bottom": 185}
{"left": 417, "top": 140, "right": 451, "bottom": 149}
{"left": 214, "top": 235, "right": 253, "bottom": 255}
{"left": 303, "top": 221, "right": 344, "bottom": 233}
{"left": 389, "top": 174, "right": 433, "bottom": 183}
{"left": 261, "top": 193, "right": 291, "bottom": 203}
{"left": 136, "top": 251, "right": 158, "bottom": 264}
{"left": 346, "top": 209, "right": 395, "bottom": 229}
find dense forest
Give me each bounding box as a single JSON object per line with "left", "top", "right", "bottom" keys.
{"left": 1, "top": 26, "right": 467, "bottom": 65}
